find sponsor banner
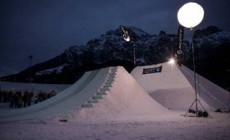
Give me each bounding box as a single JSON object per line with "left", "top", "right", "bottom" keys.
{"left": 177, "top": 25, "right": 184, "bottom": 51}
{"left": 143, "top": 66, "right": 162, "bottom": 74}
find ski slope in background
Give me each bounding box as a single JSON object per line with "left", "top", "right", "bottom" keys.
{"left": 0, "top": 81, "right": 70, "bottom": 93}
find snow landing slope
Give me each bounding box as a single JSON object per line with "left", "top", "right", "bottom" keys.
{"left": 0, "top": 66, "right": 174, "bottom": 122}
{"left": 131, "top": 62, "right": 230, "bottom": 111}
{"left": 0, "top": 67, "right": 110, "bottom": 121}
{"left": 67, "top": 66, "right": 174, "bottom": 122}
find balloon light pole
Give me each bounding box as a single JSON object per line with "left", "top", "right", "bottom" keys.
{"left": 177, "top": 2, "right": 208, "bottom": 117}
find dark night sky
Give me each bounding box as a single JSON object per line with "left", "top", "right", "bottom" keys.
{"left": 0, "top": 0, "right": 230, "bottom": 76}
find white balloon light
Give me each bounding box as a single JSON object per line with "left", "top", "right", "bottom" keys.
{"left": 177, "top": 2, "right": 204, "bottom": 29}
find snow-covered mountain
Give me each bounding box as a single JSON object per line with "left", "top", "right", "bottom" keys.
{"left": 63, "top": 26, "right": 180, "bottom": 68}
{"left": 1, "top": 26, "right": 229, "bottom": 89}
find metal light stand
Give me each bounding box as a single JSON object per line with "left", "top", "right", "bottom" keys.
{"left": 184, "top": 29, "right": 209, "bottom": 117}
{"left": 29, "top": 55, "right": 33, "bottom": 83}
{"left": 133, "top": 44, "right": 136, "bottom": 68}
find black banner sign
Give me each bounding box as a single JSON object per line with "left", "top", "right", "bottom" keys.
{"left": 143, "top": 66, "right": 162, "bottom": 74}
{"left": 177, "top": 25, "right": 184, "bottom": 51}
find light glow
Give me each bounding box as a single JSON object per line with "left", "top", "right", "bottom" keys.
{"left": 124, "top": 35, "right": 130, "bottom": 42}
{"left": 168, "top": 58, "right": 175, "bottom": 65}
{"left": 123, "top": 31, "right": 130, "bottom": 42}
{"left": 177, "top": 2, "right": 204, "bottom": 28}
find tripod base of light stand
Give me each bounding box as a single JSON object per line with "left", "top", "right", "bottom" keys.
{"left": 183, "top": 28, "right": 210, "bottom": 118}
{"left": 184, "top": 98, "right": 210, "bottom": 118}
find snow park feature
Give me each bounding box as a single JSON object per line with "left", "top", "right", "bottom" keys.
{"left": 131, "top": 63, "right": 230, "bottom": 112}
{"left": 0, "top": 63, "right": 230, "bottom": 140}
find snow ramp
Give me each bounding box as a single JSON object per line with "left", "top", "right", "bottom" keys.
{"left": 63, "top": 66, "right": 175, "bottom": 122}
{"left": 0, "top": 67, "right": 115, "bottom": 121}
{"left": 131, "top": 63, "right": 212, "bottom": 111}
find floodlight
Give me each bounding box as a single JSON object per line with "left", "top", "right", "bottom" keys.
{"left": 123, "top": 31, "right": 131, "bottom": 42}
{"left": 168, "top": 58, "right": 175, "bottom": 65}
{"left": 177, "top": 2, "right": 204, "bottom": 29}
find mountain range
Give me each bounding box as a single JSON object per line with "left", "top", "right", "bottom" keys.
{"left": 1, "top": 25, "right": 229, "bottom": 90}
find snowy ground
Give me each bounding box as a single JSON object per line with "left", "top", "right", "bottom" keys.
{"left": 0, "top": 112, "right": 230, "bottom": 140}
{"left": 0, "top": 64, "right": 230, "bottom": 140}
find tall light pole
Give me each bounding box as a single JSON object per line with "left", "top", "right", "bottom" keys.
{"left": 28, "top": 55, "right": 33, "bottom": 83}
{"left": 177, "top": 2, "right": 208, "bottom": 117}
{"left": 120, "top": 26, "right": 136, "bottom": 68}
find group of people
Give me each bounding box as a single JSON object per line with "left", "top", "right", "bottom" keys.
{"left": 0, "top": 89, "right": 57, "bottom": 108}
{"left": 0, "top": 90, "right": 33, "bottom": 108}
{"left": 34, "top": 90, "right": 57, "bottom": 104}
